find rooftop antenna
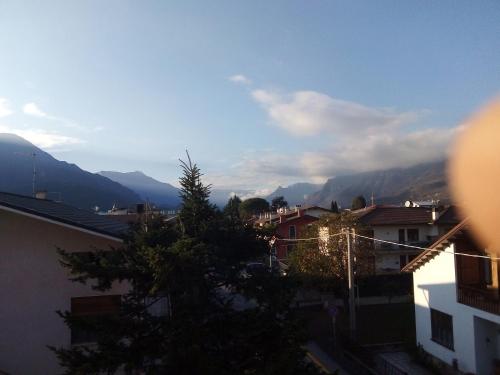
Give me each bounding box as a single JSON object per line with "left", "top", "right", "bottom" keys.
{"left": 371, "top": 191, "right": 375, "bottom": 207}
{"left": 32, "top": 151, "right": 37, "bottom": 197}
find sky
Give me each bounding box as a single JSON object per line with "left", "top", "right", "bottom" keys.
{"left": 0, "top": 1, "right": 499, "bottom": 195}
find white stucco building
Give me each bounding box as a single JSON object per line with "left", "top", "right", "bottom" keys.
{"left": 356, "top": 205, "right": 460, "bottom": 273}
{"left": 403, "top": 221, "right": 500, "bottom": 375}
{"left": 0, "top": 192, "right": 129, "bottom": 375}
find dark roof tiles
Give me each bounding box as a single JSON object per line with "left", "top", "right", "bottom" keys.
{"left": 0, "top": 191, "right": 129, "bottom": 239}
{"left": 357, "top": 206, "right": 433, "bottom": 226}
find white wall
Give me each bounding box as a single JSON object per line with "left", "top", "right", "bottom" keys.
{"left": 372, "top": 224, "right": 434, "bottom": 244}
{"left": 0, "top": 210, "right": 127, "bottom": 375}
{"left": 413, "top": 243, "right": 500, "bottom": 374}
{"left": 372, "top": 225, "right": 433, "bottom": 273}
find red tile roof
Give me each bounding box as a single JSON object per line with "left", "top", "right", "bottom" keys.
{"left": 357, "top": 206, "right": 433, "bottom": 226}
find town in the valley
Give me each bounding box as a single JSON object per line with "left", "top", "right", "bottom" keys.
{"left": 1, "top": 2, "right": 499, "bottom": 374}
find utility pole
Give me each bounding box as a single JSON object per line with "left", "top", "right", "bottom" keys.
{"left": 346, "top": 227, "right": 356, "bottom": 341}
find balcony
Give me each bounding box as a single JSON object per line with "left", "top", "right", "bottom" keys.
{"left": 371, "top": 241, "right": 430, "bottom": 252}
{"left": 457, "top": 284, "right": 500, "bottom": 315}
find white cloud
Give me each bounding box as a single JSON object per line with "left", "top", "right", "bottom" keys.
{"left": 0, "top": 125, "right": 84, "bottom": 149}
{"left": 252, "top": 89, "right": 420, "bottom": 137}
{"left": 0, "top": 98, "right": 13, "bottom": 118}
{"left": 23, "top": 102, "right": 48, "bottom": 118}
{"left": 21, "top": 101, "right": 101, "bottom": 132}
{"left": 296, "top": 126, "right": 459, "bottom": 180}
{"left": 228, "top": 74, "right": 252, "bottom": 85}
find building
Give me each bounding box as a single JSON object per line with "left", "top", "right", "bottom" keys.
{"left": 355, "top": 205, "right": 460, "bottom": 273}
{"left": 403, "top": 221, "right": 500, "bottom": 374}
{"left": 254, "top": 205, "right": 330, "bottom": 227}
{"left": 261, "top": 206, "right": 331, "bottom": 260}
{"left": 0, "top": 192, "right": 129, "bottom": 375}
{"left": 274, "top": 212, "right": 320, "bottom": 260}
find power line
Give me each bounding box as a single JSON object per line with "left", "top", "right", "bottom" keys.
{"left": 275, "top": 232, "right": 343, "bottom": 242}
{"left": 353, "top": 233, "right": 500, "bottom": 261}
{"left": 274, "top": 231, "right": 500, "bottom": 260}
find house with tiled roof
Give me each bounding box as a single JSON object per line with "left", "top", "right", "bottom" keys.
{"left": 0, "top": 192, "right": 130, "bottom": 375}
{"left": 402, "top": 221, "right": 500, "bottom": 375}
{"left": 354, "top": 205, "right": 461, "bottom": 273}
{"left": 255, "top": 206, "right": 331, "bottom": 260}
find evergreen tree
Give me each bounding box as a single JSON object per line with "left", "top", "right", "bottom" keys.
{"left": 330, "top": 200, "right": 339, "bottom": 213}
{"left": 223, "top": 194, "right": 242, "bottom": 223}
{"left": 51, "top": 154, "right": 320, "bottom": 375}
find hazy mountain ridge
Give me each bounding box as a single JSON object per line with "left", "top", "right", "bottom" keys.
{"left": 306, "top": 160, "right": 449, "bottom": 208}
{"left": 266, "top": 183, "right": 322, "bottom": 206}
{"left": 99, "top": 171, "right": 254, "bottom": 208}
{"left": 0, "top": 133, "right": 141, "bottom": 211}
{"left": 99, "top": 171, "right": 181, "bottom": 208}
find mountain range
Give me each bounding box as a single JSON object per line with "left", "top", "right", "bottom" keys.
{"left": 0, "top": 133, "right": 451, "bottom": 211}
{"left": 99, "top": 171, "right": 181, "bottom": 209}
{"left": 305, "top": 160, "right": 449, "bottom": 208}
{"left": 0, "top": 133, "right": 140, "bottom": 211}
{"left": 266, "top": 183, "right": 322, "bottom": 206}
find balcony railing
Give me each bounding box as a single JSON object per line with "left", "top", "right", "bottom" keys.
{"left": 371, "top": 241, "right": 430, "bottom": 251}
{"left": 457, "top": 285, "right": 500, "bottom": 315}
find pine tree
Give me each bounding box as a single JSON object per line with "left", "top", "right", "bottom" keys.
{"left": 223, "top": 194, "right": 242, "bottom": 223}
{"left": 330, "top": 200, "right": 339, "bottom": 213}
{"left": 51, "top": 154, "right": 320, "bottom": 374}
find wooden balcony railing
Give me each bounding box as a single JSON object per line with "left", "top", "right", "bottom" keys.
{"left": 457, "top": 285, "right": 500, "bottom": 315}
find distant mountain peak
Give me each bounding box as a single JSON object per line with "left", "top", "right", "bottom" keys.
{"left": 0, "top": 133, "right": 141, "bottom": 210}
{"left": 0, "top": 133, "right": 37, "bottom": 147}
{"left": 99, "top": 170, "right": 181, "bottom": 209}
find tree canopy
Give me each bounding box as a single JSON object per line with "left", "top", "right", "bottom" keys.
{"left": 239, "top": 197, "right": 270, "bottom": 219}
{"left": 51, "top": 154, "right": 319, "bottom": 375}
{"left": 288, "top": 212, "right": 374, "bottom": 293}
{"left": 351, "top": 195, "right": 367, "bottom": 210}
{"left": 223, "top": 194, "right": 242, "bottom": 223}
{"left": 271, "top": 195, "right": 288, "bottom": 211}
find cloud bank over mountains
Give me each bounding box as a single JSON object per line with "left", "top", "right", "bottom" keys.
{"left": 213, "top": 82, "right": 460, "bottom": 189}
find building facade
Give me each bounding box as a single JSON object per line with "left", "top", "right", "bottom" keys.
{"left": 0, "top": 192, "right": 129, "bottom": 375}
{"left": 356, "top": 206, "right": 460, "bottom": 273}
{"left": 403, "top": 221, "right": 500, "bottom": 375}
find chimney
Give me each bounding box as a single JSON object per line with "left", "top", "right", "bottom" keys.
{"left": 280, "top": 215, "right": 285, "bottom": 224}
{"left": 35, "top": 191, "right": 47, "bottom": 200}
{"left": 432, "top": 206, "right": 439, "bottom": 222}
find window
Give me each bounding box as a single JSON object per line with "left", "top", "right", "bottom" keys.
{"left": 483, "top": 256, "right": 493, "bottom": 285}
{"left": 289, "top": 225, "right": 296, "bottom": 239}
{"left": 430, "top": 309, "right": 454, "bottom": 350}
{"left": 407, "top": 229, "right": 419, "bottom": 242}
{"left": 71, "top": 295, "right": 121, "bottom": 344}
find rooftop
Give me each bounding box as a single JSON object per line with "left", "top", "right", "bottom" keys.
{"left": 401, "top": 219, "right": 469, "bottom": 272}
{"left": 355, "top": 205, "right": 433, "bottom": 226}
{"left": 0, "top": 191, "right": 130, "bottom": 239}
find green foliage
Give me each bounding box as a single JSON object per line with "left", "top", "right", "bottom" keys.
{"left": 51, "top": 153, "right": 320, "bottom": 375}
{"left": 288, "top": 212, "right": 374, "bottom": 293}
{"left": 223, "top": 195, "right": 242, "bottom": 223}
{"left": 351, "top": 195, "right": 367, "bottom": 210}
{"left": 239, "top": 197, "right": 270, "bottom": 220}
{"left": 271, "top": 195, "right": 288, "bottom": 211}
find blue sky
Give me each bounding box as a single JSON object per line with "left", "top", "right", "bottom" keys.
{"left": 0, "top": 1, "right": 499, "bottom": 194}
